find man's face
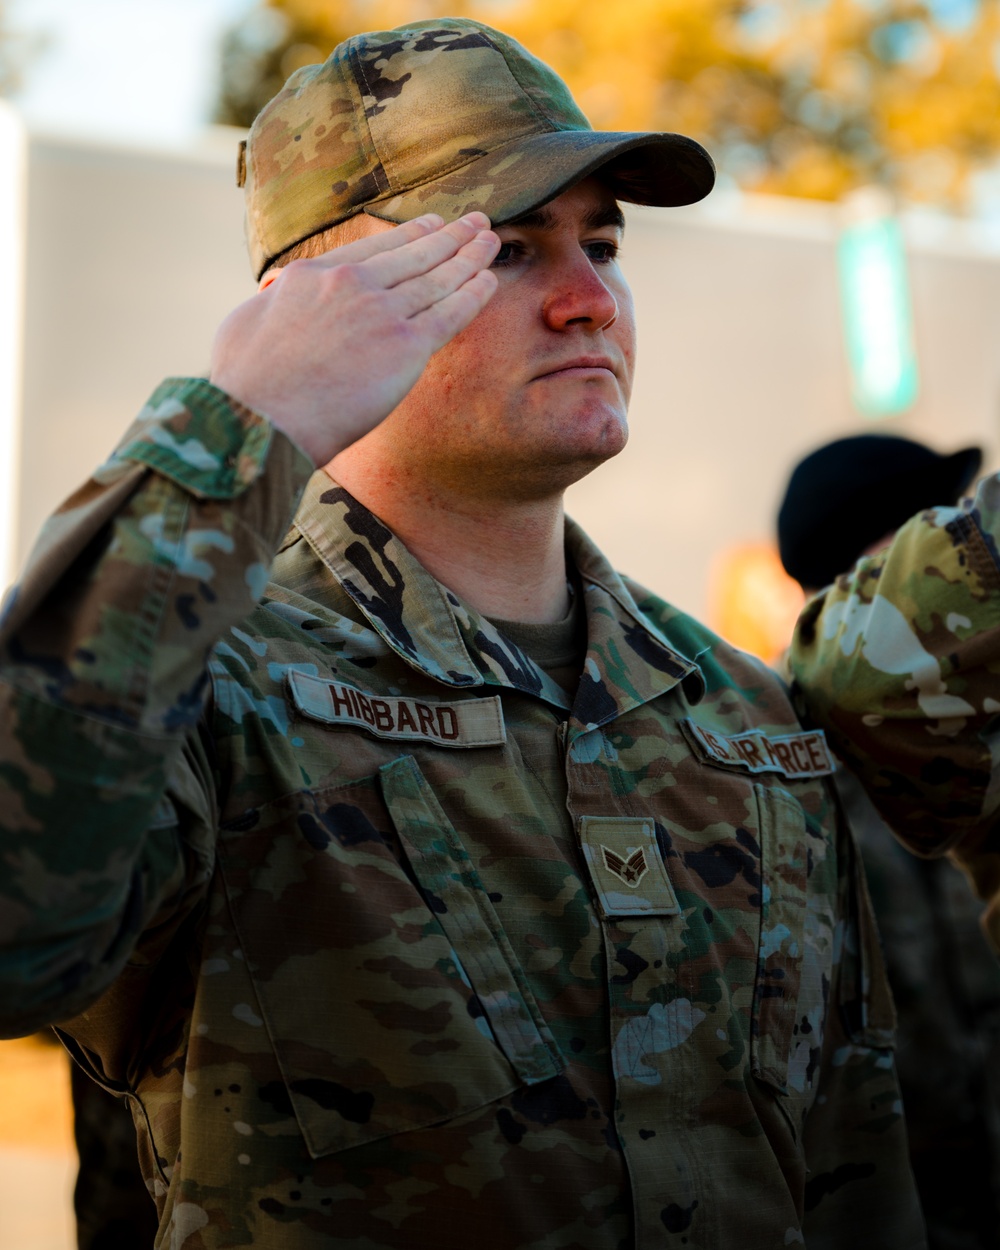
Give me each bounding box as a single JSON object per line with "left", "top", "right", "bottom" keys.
{"left": 343, "top": 176, "right": 636, "bottom": 502}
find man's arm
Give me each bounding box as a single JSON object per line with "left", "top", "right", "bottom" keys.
{"left": 0, "top": 215, "right": 500, "bottom": 1034}
{"left": 789, "top": 472, "right": 1000, "bottom": 942}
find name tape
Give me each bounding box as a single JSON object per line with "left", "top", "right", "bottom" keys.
{"left": 286, "top": 671, "right": 506, "bottom": 749}
{"left": 684, "top": 719, "right": 834, "bottom": 780}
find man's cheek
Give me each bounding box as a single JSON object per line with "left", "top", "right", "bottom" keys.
{"left": 616, "top": 312, "right": 637, "bottom": 397}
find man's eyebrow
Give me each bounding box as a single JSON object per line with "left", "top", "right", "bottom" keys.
{"left": 504, "top": 202, "right": 626, "bottom": 233}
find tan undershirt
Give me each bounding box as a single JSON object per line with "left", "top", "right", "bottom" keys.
{"left": 489, "top": 579, "right": 587, "bottom": 698}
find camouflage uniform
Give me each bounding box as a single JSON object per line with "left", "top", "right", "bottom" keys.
{"left": 836, "top": 771, "right": 1000, "bottom": 1248}
{"left": 789, "top": 472, "right": 1000, "bottom": 1249}
{"left": 0, "top": 378, "right": 926, "bottom": 1247}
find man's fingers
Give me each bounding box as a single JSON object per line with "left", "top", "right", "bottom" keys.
{"left": 302, "top": 211, "right": 492, "bottom": 281}
{"left": 392, "top": 230, "right": 501, "bottom": 318}
{"left": 258, "top": 217, "right": 444, "bottom": 289}
{"left": 361, "top": 213, "right": 494, "bottom": 288}
{"left": 304, "top": 213, "right": 445, "bottom": 270}
{"left": 410, "top": 268, "right": 499, "bottom": 348}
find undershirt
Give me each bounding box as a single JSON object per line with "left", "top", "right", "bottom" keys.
{"left": 488, "top": 578, "right": 587, "bottom": 699}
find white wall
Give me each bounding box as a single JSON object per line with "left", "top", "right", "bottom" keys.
{"left": 0, "top": 102, "right": 27, "bottom": 596}
{"left": 12, "top": 128, "right": 1000, "bottom": 621}
{"left": 15, "top": 128, "right": 255, "bottom": 579}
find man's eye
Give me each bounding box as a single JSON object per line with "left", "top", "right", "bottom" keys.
{"left": 490, "top": 242, "right": 519, "bottom": 268}
{"left": 586, "top": 241, "right": 620, "bottom": 264}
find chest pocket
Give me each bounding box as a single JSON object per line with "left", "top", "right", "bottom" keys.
{"left": 216, "top": 755, "right": 562, "bottom": 1159}
{"left": 752, "top": 777, "right": 897, "bottom": 1131}
{"left": 832, "top": 778, "right": 898, "bottom": 1051}
{"left": 751, "top": 782, "right": 818, "bottom": 1102}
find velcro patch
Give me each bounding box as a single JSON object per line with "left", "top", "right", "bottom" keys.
{"left": 287, "top": 671, "right": 506, "bottom": 749}
{"left": 684, "top": 719, "right": 834, "bottom": 780}
{"left": 578, "top": 817, "right": 680, "bottom": 918}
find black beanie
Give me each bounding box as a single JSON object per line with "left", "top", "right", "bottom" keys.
{"left": 777, "top": 434, "right": 982, "bottom": 590}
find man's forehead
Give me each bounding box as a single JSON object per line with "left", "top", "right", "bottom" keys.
{"left": 504, "top": 182, "right": 626, "bottom": 234}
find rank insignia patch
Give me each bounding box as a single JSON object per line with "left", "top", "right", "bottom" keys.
{"left": 602, "top": 846, "right": 649, "bottom": 888}
{"left": 579, "top": 817, "right": 680, "bottom": 918}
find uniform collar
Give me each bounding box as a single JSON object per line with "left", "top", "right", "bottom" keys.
{"left": 562, "top": 517, "right": 705, "bottom": 735}
{"left": 288, "top": 473, "right": 704, "bottom": 727}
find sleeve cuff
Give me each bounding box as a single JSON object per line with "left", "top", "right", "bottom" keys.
{"left": 98, "top": 377, "right": 313, "bottom": 500}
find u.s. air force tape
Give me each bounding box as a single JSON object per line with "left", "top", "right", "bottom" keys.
{"left": 683, "top": 719, "right": 834, "bottom": 780}
{"left": 286, "top": 671, "right": 506, "bottom": 749}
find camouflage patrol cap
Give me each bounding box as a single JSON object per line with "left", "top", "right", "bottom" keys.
{"left": 239, "top": 17, "right": 715, "bottom": 279}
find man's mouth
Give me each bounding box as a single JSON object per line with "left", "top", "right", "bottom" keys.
{"left": 533, "top": 356, "right": 617, "bottom": 380}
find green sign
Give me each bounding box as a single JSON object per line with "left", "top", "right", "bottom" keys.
{"left": 837, "top": 215, "right": 919, "bottom": 419}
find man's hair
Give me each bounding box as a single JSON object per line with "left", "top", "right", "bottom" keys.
{"left": 263, "top": 215, "right": 374, "bottom": 278}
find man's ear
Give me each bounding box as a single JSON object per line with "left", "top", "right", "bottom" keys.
{"left": 258, "top": 269, "right": 279, "bottom": 291}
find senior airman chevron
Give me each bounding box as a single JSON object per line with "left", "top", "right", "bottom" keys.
{"left": 286, "top": 670, "right": 507, "bottom": 747}
{"left": 684, "top": 719, "right": 834, "bottom": 779}
{"left": 578, "top": 817, "right": 681, "bottom": 918}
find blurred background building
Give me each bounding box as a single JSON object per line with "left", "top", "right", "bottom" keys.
{"left": 6, "top": 1, "right": 1000, "bottom": 1246}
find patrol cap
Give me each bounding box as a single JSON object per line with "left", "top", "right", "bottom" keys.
{"left": 239, "top": 17, "right": 716, "bottom": 279}
{"left": 777, "top": 433, "right": 983, "bottom": 590}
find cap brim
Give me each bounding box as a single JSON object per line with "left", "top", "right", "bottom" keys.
{"left": 363, "top": 128, "right": 715, "bottom": 227}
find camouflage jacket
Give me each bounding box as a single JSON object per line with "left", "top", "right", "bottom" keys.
{"left": 0, "top": 379, "right": 925, "bottom": 1249}
{"left": 789, "top": 473, "right": 1000, "bottom": 953}
{"left": 835, "top": 770, "right": 1000, "bottom": 1246}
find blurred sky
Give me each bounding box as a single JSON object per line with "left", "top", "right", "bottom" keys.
{"left": 8, "top": 0, "right": 256, "bottom": 142}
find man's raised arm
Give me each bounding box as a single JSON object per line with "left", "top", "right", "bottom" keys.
{"left": 0, "top": 215, "right": 499, "bottom": 1035}
{"left": 789, "top": 470, "right": 1000, "bottom": 943}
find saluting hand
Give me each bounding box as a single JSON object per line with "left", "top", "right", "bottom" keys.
{"left": 209, "top": 212, "right": 500, "bottom": 467}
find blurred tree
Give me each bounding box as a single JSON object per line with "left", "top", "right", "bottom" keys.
{"left": 215, "top": 0, "right": 1000, "bottom": 208}
{"left": 217, "top": 0, "right": 468, "bottom": 134}
{"left": 0, "top": 2, "right": 27, "bottom": 96}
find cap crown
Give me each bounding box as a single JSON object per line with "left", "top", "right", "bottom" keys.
{"left": 243, "top": 19, "right": 590, "bottom": 276}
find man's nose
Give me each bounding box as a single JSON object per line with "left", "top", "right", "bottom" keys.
{"left": 541, "top": 256, "right": 619, "bottom": 332}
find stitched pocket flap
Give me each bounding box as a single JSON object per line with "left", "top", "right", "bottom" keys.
{"left": 381, "top": 755, "right": 564, "bottom": 1085}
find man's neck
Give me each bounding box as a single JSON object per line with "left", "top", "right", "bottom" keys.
{"left": 324, "top": 459, "right": 570, "bottom": 624}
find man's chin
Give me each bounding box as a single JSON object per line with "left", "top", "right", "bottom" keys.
{"left": 499, "top": 426, "right": 629, "bottom": 499}
{"left": 566, "top": 411, "right": 630, "bottom": 464}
